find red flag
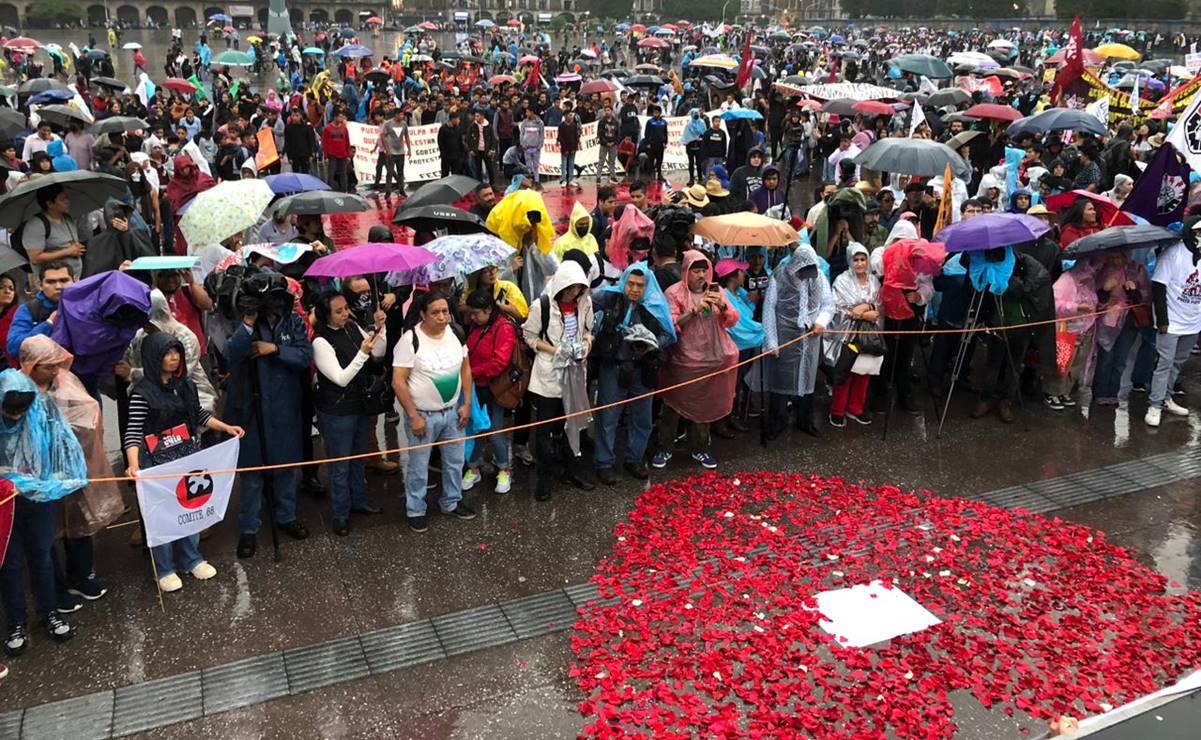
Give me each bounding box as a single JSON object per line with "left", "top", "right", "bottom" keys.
{"left": 1051, "top": 16, "right": 1084, "bottom": 104}
{"left": 735, "top": 32, "right": 754, "bottom": 89}
{"left": 526, "top": 58, "right": 542, "bottom": 89}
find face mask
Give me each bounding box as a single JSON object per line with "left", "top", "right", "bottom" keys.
{"left": 576, "top": 224, "right": 588, "bottom": 236}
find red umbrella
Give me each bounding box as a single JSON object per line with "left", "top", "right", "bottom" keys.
{"left": 418, "top": 21, "right": 437, "bottom": 31}
{"left": 962, "top": 103, "right": 1022, "bottom": 122}
{"left": 366, "top": 16, "right": 382, "bottom": 24}
{"left": 852, "top": 100, "right": 896, "bottom": 116}
{"left": 581, "top": 78, "right": 620, "bottom": 95}
{"left": 795, "top": 99, "right": 822, "bottom": 110}
{"left": 162, "top": 77, "right": 198, "bottom": 95}
{"left": 638, "top": 37, "right": 669, "bottom": 49}
{"left": 488, "top": 74, "right": 517, "bottom": 86}
{"left": 1045, "top": 190, "right": 1136, "bottom": 227}
{"left": 3, "top": 36, "right": 41, "bottom": 49}
{"left": 631, "top": 24, "right": 647, "bottom": 33}
{"left": 506, "top": 19, "right": 522, "bottom": 27}
{"left": 1045, "top": 47, "right": 1104, "bottom": 66}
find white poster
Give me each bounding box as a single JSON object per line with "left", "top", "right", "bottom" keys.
{"left": 348, "top": 121, "right": 443, "bottom": 186}
{"left": 1187, "top": 52, "right": 1201, "bottom": 73}
{"left": 135, "top": 437, "right": 240, "bottom": 548}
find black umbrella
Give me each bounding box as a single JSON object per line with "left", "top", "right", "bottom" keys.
{"left": 18, "top": 78, "right": 68, "bottom": 95}
{"left": 926, "top": 88, "right": 970, "bottom": 108}
{"left": 0, "top": 246, "right": 26, "bottom": 273}
{"left": 599, "top": 68, "right": 631, "bottom": 79}
{"left": 853, "top": 138, "right": 971, "bottom": 179}
{"left": 1061, "top": 225, "right": 1179, "bottom": 258}
{"left": 1007, "top": 108, "right": 1107, "bottom": 137}
{"left": 84, "top": 49, "right": 110, "bottom": 61}
{"left": 0, "top": 171, "right": 127, "bottom": 230}
{"left": 88, "top": 76, "right": 128, "bottom": 91}
{"left": 270, "top": 190, "right": 372, "bottom": 216}
{"left": 625, "top": 74, "right": 664, "bottom": 88}
{"left": 392, "top": 205, "right": 487, "bottom": 235}
{"left": 821, "top": 98, "right": 857, "bottom": 116}
{"left": 90, "top": 116, "right": 149, "bottom": 135}
{"left": 363, "top": 69, "right": 390, "bottom": 84}
{"left": 0, "top": 107, "right": 26, "bottom": 139}
{"left": 34, "top": 104, "right": 89, "bottom": 128}
{"left": 399, "top": 175, "right": 480, "bottom": 210}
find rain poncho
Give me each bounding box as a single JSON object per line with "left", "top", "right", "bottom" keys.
{"left": 552, "top": 202, "right": 598, "bottom": 260}
{"left": 123, "top": 290, "right": 218, "bottom": 412}
{"left": 975, "top": 165, "right": 1008, "bottom": 207}
{"left": 881, "top": 238, "right": 945, "bottom": 320}
{"left": 0, "top": 369, "right": 88, "bottom": 502}
{"left": 18, "top": 336, "right": 122, "bottom": 533}
{"left": 486, "top": 188, "right": 554, "bottom": 255}
{"left": 51, "top": 270, "right": 152, "bottom": 379}
{"left": 830, "top": 243, "right": 884, "bottom": 376}
{"left": 660, "top": 251, "right": 740, "bottom": 423}
{"left": 47, "top": 139, "right": 77, "bottom": 172}
{"left": 82, "top": 198, "right": 157, "bottom": 278}
{"left": 761, "top": 244, "right": 834, "bottom": 396}
{"left": 680, "top": 108, "right": 707, "bottom": 146}
{"left": 724, "top": 285, "right": 764, "bottom": 351}
{"left": 1053, "top": 266, "right": 1100, "bottom": 335}
{"left": 596, "top": 262, "right": 676, "bottom": 345}
{"left": 606, "top": 205, "right": 655, "bottom": 272}
{"left": 968, "top": 247, "right": 1017, "bottom": 294}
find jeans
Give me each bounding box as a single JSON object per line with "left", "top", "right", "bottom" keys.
{"left": 469, "top": 152, "right": 493, "bottom": 186}
{"left": 469, "top": 386, "right": 510, "bottom": 470}
{"left": 329, "top": 157, "right": 351, "bottom": 192}
{"left": 647, "top": 145, "right": 665, "bottom": 180}
{"left": 317, "top": 410, "right": 371, "bottom": 520}
{"left": 151, "top": 535, "right": 203, "bottom": 578}
{"left": 598, "top": 144, "right": 617, "bottom": 182}
{"left": 595, "top": 365, "right": 653, "bottom": 469}
{"left": 0, "top": 498, "right": 58, "bottom": 627}
{"left": 1092, "top": 324, "right": 1137, "bottom": 399}
{"left": 1121, "top": 327, "right": 1157, "bottom": 395}
{"left": 1150, "top": 332, "right": 1199, "bottom": 407}
{"left": 403, "top": 407, "right": 465, "bottom": 517}
{"left": 237, "top": 469, "right": 299, "bottom": 534}
{"left": 374, "top": 152, "right": 402, "bottom": 192}
{"left": 560, "top": 150, "right": 576, "bottom": 185}
{"left": 524, "top": 146, "right": 541, "bottom": 183}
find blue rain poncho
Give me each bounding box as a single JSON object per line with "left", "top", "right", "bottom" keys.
{"left": 0, "top": 369, "right": 88, "bottom": 502}
{"left": 596, "top": 262, "right": 676, "bottom": 344}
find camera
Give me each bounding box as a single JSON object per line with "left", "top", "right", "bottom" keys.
{"left": 205, "top": 265, "right": 294, "bottom": 321}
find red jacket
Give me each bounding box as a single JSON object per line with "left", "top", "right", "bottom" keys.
{"left": 321, "top": 124, "right": 352, "bottom": 159}
{"left": 466, "top": 317, "right": 517, "bottom": 385}
{"left": 1059, "top": 222, "right": 1102, "bottom": 251}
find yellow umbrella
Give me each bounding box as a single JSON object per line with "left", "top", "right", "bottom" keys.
{"left": 247, "top": 35, "right": 263, "bottom": 43}
{"left": 694, "top": 212, "right": 800, "bottom": 247}
{"left": 1092, "top": 43, "right": 1140, "bottom": 61}
{"left": 689, "top": 54, "right": 738, "bottom": 70}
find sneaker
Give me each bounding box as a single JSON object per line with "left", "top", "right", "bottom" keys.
{"left": 462, "top": 468, "right": 481, "bottom": 491}
{"left": 68, "top": 579, "right": 107, "bottom": 601}
{"left": 1132, "top": 384, "right": 1148, "bottom": 394}
{"left": 651, "top": 450, "right": 672, "bottom": 469}
{"left": 691, "top": 451, "right": 718, "bottom": 469}
{"left": 1145, "top": 407, "right": 1162, "bottom": 427}
{"left": 1059, "top": 395, "right": 1077, "bottom": 408}
{"left": 278, "top": 520, "right": 310, "bottom": 540}
{"left": 829, "top": 414, "right": 847, "bottom": 428}
{"left": 43, "top": 613, "right": 71, "bottom": 642}
{"left": 407, "top": 515, "right": 429, "bottom": 533}
{"left": 494, "top": 470, "right": 512, "bottom": 494}
{"left": 0, "top": 662, "right": 7, "bottom": 679}
{"left": 158, "top": 573, "right": 183, "bottom": 592}
{"left": 847, "top": 412, "right": 873, "bottom": 426}
{"left": 1164, "top": 398, "right": 1190, "bottom": 416}
{"left": 190, "top": 561, "right": 217, "bottom": 580}
{"left": 512, "top": 445, "right": 535, "bottom": 466}
{"left": 444, "top": 504, "right": 477, "bottom": 520}
{"left": 4, "top": 625, "right": 27, "bottom": 657}
{"left": 1043, "top": 394, "right": 1064, "bottom": 410}
{"left": 56, "top": 595, "right": 82, "bottom": 614}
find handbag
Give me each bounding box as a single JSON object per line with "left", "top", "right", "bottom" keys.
{"left": 357, "top": 367, "right": 394, "bottom": 417}
{"left": 851, "top": 320, "right": 886, "bottom": 356}
{"left": 1055, "top": 330, "right": 1078, "bottom": 378}
{"left": 820, "top": 334, "right": 859, "bottom": 386}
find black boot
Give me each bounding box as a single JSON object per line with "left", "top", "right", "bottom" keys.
{"left": 795, "top": 395, "right": 822, "bottom": 438}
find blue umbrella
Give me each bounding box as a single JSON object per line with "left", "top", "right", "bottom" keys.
{"left": 829, "top": 34, "right": 846, "bottom": 45}
{"left": 332, "top": 44, "right": 373, "bottom": 59}
{"left": 302, "top": 47, "right": 325, "bottom": 56}
{"left": 615, "top": 23, "right": 630, "bottom": 31}
{"left": 263, "top": 173, "right": 331, "bottom": 195}
{"left": 339, "top": 27, "right": 356, "bottom": 38}
{"left": 29, "top": 89, "right": 73, "bottom": 104}
{"left": 720, "top": 108, "right": 764, "bottom": 121}
{"left": 476, "top": 19, "right": 495, "bottom": 28}
{"left": 1006, "top": 108, "right": 1107, "bottom": 137}
{"left": 933, "top": 213, "right": 1051, "bottom": 252}
{"left": 208, "top": 13, "right": 232, "bottom": 23}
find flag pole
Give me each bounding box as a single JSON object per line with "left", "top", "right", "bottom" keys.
{"left": 146, "top": 543, "right": 166, "bottom": 613}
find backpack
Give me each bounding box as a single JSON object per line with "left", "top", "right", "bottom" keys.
{"left": 9, "top": 213, "right": 51, "bottom": 266}
{"left": 483, "top": 315, "right": 533, "bottom": 410}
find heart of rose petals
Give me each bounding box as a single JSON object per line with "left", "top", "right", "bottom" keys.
{"left": 571, "top": 472, "right": 1201, "bottom": 738}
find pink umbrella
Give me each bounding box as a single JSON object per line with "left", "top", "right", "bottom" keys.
{"left": 304, "top": 243, "right": 437, "bottom": 277}
{"left": 638, "top": 37, "right": 669, "bottom": 49}
{"left": 581, "top": 78, "right": 619, "bottom": 95}
{"left": 518, "top": 54, "right": 540, "bottom": 65}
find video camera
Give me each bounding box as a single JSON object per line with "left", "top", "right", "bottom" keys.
{"left": 204, "top": 265, "right": 294, "bottom": 321}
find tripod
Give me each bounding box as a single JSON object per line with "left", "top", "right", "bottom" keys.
{"left": 247, "top": 349, "right": 283, "bottom": 563}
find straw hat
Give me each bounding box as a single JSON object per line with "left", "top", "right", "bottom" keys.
{"left": 684, "top": 183, "right": 710, "bottom": 208}
{"left": 704, "top": 177, "right": 730, "bottom": 198}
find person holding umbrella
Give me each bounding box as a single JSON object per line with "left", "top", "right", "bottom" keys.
{"left": 21, "top": 186, "right": 86, "bottom": 281}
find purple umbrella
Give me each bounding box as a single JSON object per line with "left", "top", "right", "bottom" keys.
{"left": 263, "top": 172, "right": 331, "bottom": 195}
{"left": 51, "top": 270, "right": 151, "bottom": 378}
{"left": 304, "top": 242, "right": 437, "bottom": 277}
{"left": 933, "top": 213, "right": 1051, "bottom": 252}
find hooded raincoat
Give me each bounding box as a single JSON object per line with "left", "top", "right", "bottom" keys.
{"left": 123, "top": 290, "right": 218, "bottom": 412}
{"left": 0, "top": 369, "right": 88, "bottom": 502}
{"left": 606, "top": 205, "right": 655, "bottom": 273}
{"left": 82, "top": 198, "right": 157, "bottom": 278}
{"left": 552, "top": 202, "right": 598, "bottom": 261}
{"left": 761, "top": 244, "right": 834, "bottom": 396}
{"left": 660, "top": 251, "right": 740, "bottom": 423}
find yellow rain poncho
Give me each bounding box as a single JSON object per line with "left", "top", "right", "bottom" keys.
{"left": 486, "top": 188, "right": 554, "bottom": 255}
{"left": 552, "top": 201, "right": 598, "bottom": 261}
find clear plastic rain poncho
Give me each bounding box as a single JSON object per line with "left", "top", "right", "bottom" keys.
{"left": 0, "top": 368, "right": 88, "bottom": 502}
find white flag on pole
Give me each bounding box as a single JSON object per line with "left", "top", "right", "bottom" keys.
{"left": 1086, "top": 96, "right": 1109, "bottom": 127}
{"left": 136, "top": 437, "right": 240, "bottom": 548}
{"left": 1130, "top": 75, "right": 1140, "bottom": 115}
{"left": 1165, "top": 89, "right": 1201, "bottom": 174}
{"left": 909, "top": 102, "right": 927, "bottom": 137}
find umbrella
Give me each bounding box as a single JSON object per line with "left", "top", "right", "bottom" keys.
{"left": 0, "top": 246, "right": 27, "bottom": 273}
{"left": 634, "top": 63, "right": 660, "bottom": 72}
{"left": 926, "top": 88, "right": 971, "bottom": 108}
{"left": 271, "top": 190, "right": 371, "bottom": 217}
{"left": 179, "top": 180, "right": 274, "bottom": 246}
{"left": 690, "top": 54, "right": 738, "bottom": 70}
{"left": 304, "top": 243, "right": 437, "bottom": 278}
{"left": 208, "top": 13, "right": 232, "bottom": 22}
{"left": 162, "top": 77, "right": 198, "bottom": 95}
{"left": 302, "top": 47, "right": 325, "bottom": 56}
{"left": 29, "top": 90, "right": 73, "bottom": 105}
{"left": 122, "top": 42, "right": 142, "bottom": 51}
{"left": 1093, "top": 43, "right": 1140, "bottom": 61}
{"left": 84, "top": 49, "right": 110, "bottom": 62}
{"left": 365, "top": 16, "right": 383, "bottom": 24}
{"left": 580, "top": 78, "right": 619, "bottom": 95}
{"left": 263, "top": 173, "right": 330, "bottom": 195}
{"left": 418, "top": 21, "right": 438, "bottom": 31}
{"left": 720, "top": 109, "right": 764, "bottom": 121}
{"left": 34, "top": 104, "right": 89, "bottom": 127}
{"left": 933, "top": 213, "right": 1051, "bottom": 252}
{"left": 3, "top": 37, "right": 42, "bottom": 50}
{"left": 987, "top": 39, "right": 1015, "bottom": 50}
{"left": 363, "top": 69, "right": 390, "bottom": 84}
{"left": 476, "top": 19, "right": 495, "bottom": 28}
{"left": 946, "top": 130, "right": 985, "bottom": 150}
{"left": 1046, "top": 47, "right": 1104, "bottom": 66}
{"left": 821, "top": 98, "right": 857, "bottom": 116}
{"left": 517, "top": 54, "right": 540, "bottom": 65}
{"left": 89, "top": 76, "right": 128, "bottom": 91}
{"left": 339, "top": 27, "right": 357, "bottom": 38}
{"left": 212, "top": 50, "right": 253, "bottom": 67}
{"left": 638, "top": 37, "right": 669, "bottom": 49}
{"left": 1006, "top": 108, "right": 1107, "bottom": 137}
{"left": 948, "top": 51, "right": 1000, "bottom": 69}
{"left": 398, "top": 176, "right": 480, "bottom": 211}
{"left": 852, "top": 100, "right": 896, "bottom": 116}
{"left": 392, "top": 205, "right": 487, "bottom": 234}
{"left": 624, "top": 75, "right": 664, "bottom": 88}
{"left": 246, "top": 36, "right": 263, "bottom": 44}
{"left": 89, "top": 116, "right": 148, "bottom": 135}
{"left": 489, "top": 74, "right": 517, "bottom": 86}
{"left": 332, "top": 45, "right": 373, "bottom": 59}
{"left": 1061, "top": 224, "right": 1179, "bottom": 258}
{"left": 829, "top": 34, "right": 846, "bottom": 45}
{"left": 0, "top": 108, "right": 25, "bottom": 139}
{"left": 889, "top": 54, "right": 952, "bottom": 79}
{"left": 962, "top": 103, "right": 1022, "bottom": 122}
{"left": 854, "top": 138, "right": 971, "bottom": 179}
{"left": 694, "top": 212, "right": 800, "bottom": 247}
{"left": 1045, "top": 190, "right": 1136, "bottom": 227}
{"left": 0, "top": 171, "right": 127, "bottom": 230}
{"left": 554, "top": 73, "right": 582, "bottom": 84}
{"left": 18, "top": 78, "right": 67, "bottom": 95}
{"left": 386, "top": 234, "right": 516, "bottom": 285}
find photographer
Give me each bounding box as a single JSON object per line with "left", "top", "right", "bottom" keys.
{"left": 224, "top": 272, "right": 313, "bottom": 559}
{"left": 312, "top": 291, "right": 387, "bottom": 537}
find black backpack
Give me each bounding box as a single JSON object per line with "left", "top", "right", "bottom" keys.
{"left": 9, "top": 213, "right": 51, "bottom": 266}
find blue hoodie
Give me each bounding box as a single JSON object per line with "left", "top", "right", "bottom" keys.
{"left": 47, "top": 140, "right": 77, "bottom": 172}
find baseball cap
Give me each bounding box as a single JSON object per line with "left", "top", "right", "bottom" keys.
{"left": 714, "top": 259, "right": 748, "bottom": 278}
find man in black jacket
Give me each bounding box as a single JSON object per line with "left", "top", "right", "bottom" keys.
{"left": 618, "top": 92, "right": 641, "bottom": 147}
{"left": 437, "top": 110, "right": 467, "bottom": 176}
{"left": 465, "top": 109, "right": 497, "bottom": 186}
{"left": 596, "top": 105, "right": 620, "bottom": 184}
{"left": 701, "top": 116, "right": 728, "bottom": 178}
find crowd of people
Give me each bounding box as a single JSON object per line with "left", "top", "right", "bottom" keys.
{"left": 0, "top": 16, "right": 1199, "bottom": 686}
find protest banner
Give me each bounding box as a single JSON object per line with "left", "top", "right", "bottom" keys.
{"left": 349, "top": 121, "right": 445, "bottom": 185}
{"left": 135, "top": 437, "right": 239, "bottom": 548}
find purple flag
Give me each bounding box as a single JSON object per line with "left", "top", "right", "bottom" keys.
{"left": 1121, "top": 142, "right": 1192, "bottom": 226}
